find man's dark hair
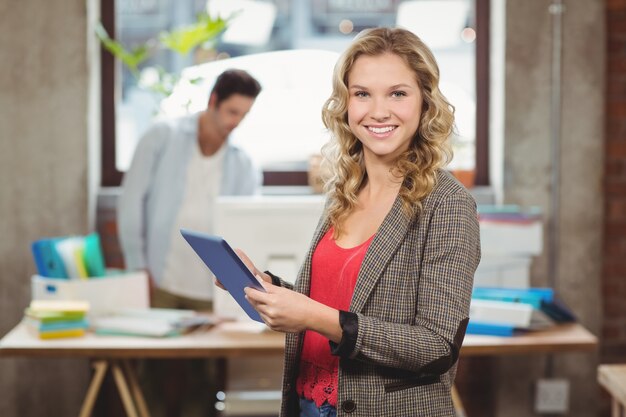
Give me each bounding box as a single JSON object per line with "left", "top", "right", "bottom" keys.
{"left": 210, "top": 69, "right": 262, "bottom": 106}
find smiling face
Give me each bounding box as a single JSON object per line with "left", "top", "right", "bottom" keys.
{"left": 347, "top": 52, "right": 423, "bottom": 165}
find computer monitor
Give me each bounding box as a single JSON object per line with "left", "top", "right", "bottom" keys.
{"left": 213, "top": 195, "right": 326, "bottom": 320}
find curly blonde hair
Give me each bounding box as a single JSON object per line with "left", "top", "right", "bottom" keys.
{"left": 321, "top": 27, "right": 455, "bottom": 236}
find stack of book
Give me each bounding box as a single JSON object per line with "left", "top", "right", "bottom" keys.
{"left": 24, "top": 300, "right": 90, "bottom": 339}
{"left": 467, "top": 287, "right": 576, "bottom": 337}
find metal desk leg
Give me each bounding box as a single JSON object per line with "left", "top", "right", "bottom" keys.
{"left": 111, "top": 360, "right": 141, "bottom": 417}
{"left": 79, "top": 360, "right": 109, "bottom": 417}
{"left": 122, "top": 360, "right": 151, "bottom": 417}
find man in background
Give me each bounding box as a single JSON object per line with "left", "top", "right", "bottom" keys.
{"left": 118, "top": 68, "right": 262, "bottom": 311}
{"left": 117, "top": 69, "right": 262, "bottom": 417}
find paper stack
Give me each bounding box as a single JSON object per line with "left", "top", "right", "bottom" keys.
{"left": 91, "top": 308, "right": 216, "bottom": 338}
{"left": 475, "top": 205, "right": 543, "bottom": 288}
{"left": 24, "top": 300, "right": 90, "bottom": 339}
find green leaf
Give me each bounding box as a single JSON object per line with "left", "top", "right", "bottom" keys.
{"left": 95, "top": 22, "right": 149, "bottom": 75}
{"left": 159, "top": 12, "right": 228, "bottom": 55}
{"left": 95, "top": 9, "right": 231, "bottom": 101}
{"left": 188, "top": 76, "right": 204, "bottom": 85}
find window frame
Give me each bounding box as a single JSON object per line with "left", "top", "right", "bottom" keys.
{"left": 101, "top": 1, "right": 122, "bottom": 186}
{"left": 100, "top": 0, "right": 490, "bottom": 187}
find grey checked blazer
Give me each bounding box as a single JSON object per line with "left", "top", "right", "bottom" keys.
{"left": 277, "top": 170, "right": 481, "bottom": 417}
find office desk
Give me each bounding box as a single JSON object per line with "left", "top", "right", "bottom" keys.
{"left": 598, "top": 364, "right": 626, "bottom": 417}
{"left": 463, "top": 322, "right": 597, "bottom": 356}
{"left": 0, "top": 321, "right": 285, "bottom": 417}
{"left": 0, "top": 322, "right": 597, "bottom": 417}
{"left": 0, "top": 321, "right": 285, "bottom": 359}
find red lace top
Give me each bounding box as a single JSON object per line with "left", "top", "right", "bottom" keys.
{"left": 296, "top": 227, "right": 374, "bottom": 407}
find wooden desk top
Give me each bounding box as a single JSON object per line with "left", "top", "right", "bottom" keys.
{"left": 462, "top": 323, "right": 598, "bottom": 356}
{"left": 0, "top": 321, "right": 285, "bottom": 359}
{"left": 0, "top": 321, "right": 596, "bottom": 359}
{"left": 598, "top": 364, "right": 626, "bottom": 406}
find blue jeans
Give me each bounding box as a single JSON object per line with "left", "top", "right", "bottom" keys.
{"left": 299, "top": 398, "right": 337, "bottom": 417}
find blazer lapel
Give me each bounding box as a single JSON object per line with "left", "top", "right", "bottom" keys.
{"left": 350, "top": 196, "right": 413, "bottom": 313}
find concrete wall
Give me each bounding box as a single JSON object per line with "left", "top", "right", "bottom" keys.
{"left": 496, "top": 0, "right": 604, "bottom": 416}
{"left": 0, "top": 0, "right": 93, "bottom": 415}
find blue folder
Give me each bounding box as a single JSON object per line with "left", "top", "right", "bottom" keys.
{"left": 31, "top": 238, "right": 68, "bottom": 278}
{"left": 466, "top": 321, "right": 515, "bottom": 337}
{"left": 472, "top": 287, "right": 554, "bottom": 309}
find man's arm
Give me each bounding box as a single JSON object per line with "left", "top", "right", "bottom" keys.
{"left": 117, "top": 124, "right": 168, "bottom": 271}
{"left": 224, "top": 147, "right": 263, "bottom": 195}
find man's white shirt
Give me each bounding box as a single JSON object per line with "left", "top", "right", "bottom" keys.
{"left": 161, "top": 143, "right": 226, "bottom": 300}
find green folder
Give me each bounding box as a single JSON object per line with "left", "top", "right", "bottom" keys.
{"left": 83, "top": 233, "right": 106, "bottom": 277}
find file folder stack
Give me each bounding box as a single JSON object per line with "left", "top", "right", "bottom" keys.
{"left": 467, "top": 287, "right": 576, "bottom": 336}
{"left": 24, "top": 300, "right": 90, "bottom": 339}
{"left": 31, "top": 233, "right": 107, "bottom": 280}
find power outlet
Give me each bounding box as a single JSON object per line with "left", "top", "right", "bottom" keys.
{"left": 534, "top": 378, "right": 569, "bottom": 414}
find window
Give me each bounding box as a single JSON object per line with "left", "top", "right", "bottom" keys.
{"left": 101, "top": 0, "right": 489, "bottom": 187}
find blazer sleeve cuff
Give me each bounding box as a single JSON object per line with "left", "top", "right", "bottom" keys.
{"left": 329, "top": 310, "right": 358, "bottom": 357}
{"left": 264, "top": 270, "right": 283, "bottom": 287}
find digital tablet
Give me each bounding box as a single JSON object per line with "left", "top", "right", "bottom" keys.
{"left": 180, "top": 229, "right": 265, "bottom": 322}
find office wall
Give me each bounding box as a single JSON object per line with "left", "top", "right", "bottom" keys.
{"left": 497, "top": 1, "right": 604, "bottom": 416}
{"left": 0, "top": 1, "right": 92, "bottom": 416}
{"left": 457, "top": 1, "right": 605, "bottom": 416}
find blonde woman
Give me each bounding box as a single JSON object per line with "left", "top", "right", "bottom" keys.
{"left": 237, "top": 27, "right": 480, "bottom": 417}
